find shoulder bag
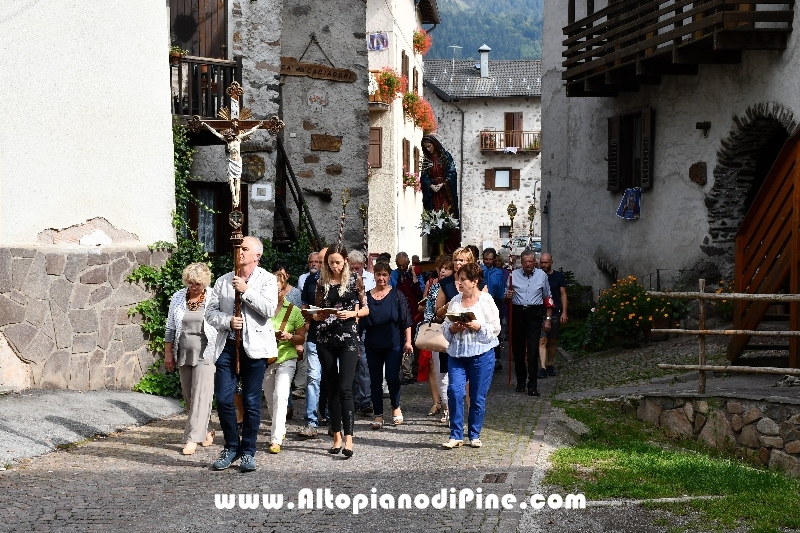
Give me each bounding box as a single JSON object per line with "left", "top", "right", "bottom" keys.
{"left": 414, "top": 321, "right": 448, "bottom": 352}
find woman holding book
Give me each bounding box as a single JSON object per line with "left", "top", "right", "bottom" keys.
{"left": 440, "top": 262, "right": 500, "bottom": 449}
{"left": 311, "top": 244, "right": 368, "bottom": 458}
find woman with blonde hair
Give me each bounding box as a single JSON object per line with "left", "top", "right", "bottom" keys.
{"left": 263, "top": 269, "right": 306, "bottom": 454}
{"left": 164, "top": 262, "right": 218, "bottom": 455}
{"left": 312, "top": 244, "right": 369, "bottom": 458}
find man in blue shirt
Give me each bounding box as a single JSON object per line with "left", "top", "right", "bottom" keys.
{"left": 297, "top": 247, "right": 327, "bottom": 439}
{"left": 504, "top": 250, "right": 554, "bottom": 396}
{"left": 482, "top": 248, "right": 506, "bottom": 372}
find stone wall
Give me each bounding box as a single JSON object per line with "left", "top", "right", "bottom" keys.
{"left": 281, "top": 0, "right": 370, "bottom": 249}
{"left": 628, "top": 395, "right": 800, "bottom": 477}
{"left": 0, "top": 247, "right": 166, "bottom": 391}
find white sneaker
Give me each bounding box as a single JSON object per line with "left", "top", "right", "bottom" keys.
{"left": 469, "top": 438, "right": 482, "bottom": 448}
{"left": 441, "top": 439, "right": 463, "bottom": 449}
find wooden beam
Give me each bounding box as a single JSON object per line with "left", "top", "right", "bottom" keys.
{"left": 606, "top": 69, "right": 661, "bottom": 86}
{"left": 673, "top": 44, "right": 742, "bottom": 64}
{"left": 658, "top": 364, "right": 800, "bottom": 376}
{"left": 585, "top": 75, "right": 638, "bottom": 93}
{"left": 636, "top": 57, "right": 698, "bottom": 76}
{"left": 714, "top": 29, "right": 790, "bottom": 51}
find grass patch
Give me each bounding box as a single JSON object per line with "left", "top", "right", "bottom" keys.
{"left": 546, "top": 400, "right": 800, "bottom": 533}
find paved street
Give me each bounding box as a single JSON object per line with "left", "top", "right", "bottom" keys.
{"left": 0, "top": 355, "right": 554, "bottom": 533}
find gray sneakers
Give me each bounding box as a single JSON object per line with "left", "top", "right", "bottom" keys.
{"left": 212, "top": 448, "right": 240, "bottom": 470}
{"left": 239, "top": 454, "right": 256, "bottom": 472}
{"left": 298, "top": 423, "right": 318, "bottom": 438}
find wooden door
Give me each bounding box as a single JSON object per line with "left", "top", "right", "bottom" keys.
{"left": 171, "top": 0, "right": 228, "bottom": 59}
{"left": 504, "top": 112, "right": 523, "bottom": 149}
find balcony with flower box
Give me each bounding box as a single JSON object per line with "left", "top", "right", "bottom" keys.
{"left": 479, "top": 131, "right": 542, "bottom": 153}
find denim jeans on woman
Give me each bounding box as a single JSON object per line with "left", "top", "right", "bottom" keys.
{"left": 447, "top": 349, "right": 496, "bottom": 441}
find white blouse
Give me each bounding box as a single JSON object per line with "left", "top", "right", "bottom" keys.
{"left": 442, "top": 292, "right": 500, "bottom": 358}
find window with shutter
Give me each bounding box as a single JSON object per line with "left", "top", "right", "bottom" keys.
{"left": 369, "top": 127, "right": 382, "bottom": 168}
{"left": 402, "top": 138, "right": 410, "bottom": 173}
{"left": 413, "top": 147, "right": 420, "bottom": 174}
{"left": 607, "top": 116, "right": 620, "bottom": 191}
{"left": 413, "top": 68, "right": 419, "bottom": 94}
{"left": 401, "top": 51, "right": 409, "bottom": 81}
{"left": 485, "top": 169, "right": 494, "bottom": 190}
{"left": 608, "top": 107, "right": 655, "bottom": 191}
{"left": 640, "top": 107, "right": 654, "bottom": 190}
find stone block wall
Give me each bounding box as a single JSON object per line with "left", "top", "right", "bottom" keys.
{"left": 0, "top": 246, "right": 166, "bottom": 391}
{"left": 627, "top": 395, "right": 800, "bottom": 477}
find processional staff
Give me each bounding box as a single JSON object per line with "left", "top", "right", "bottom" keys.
{"left": 188, "top": 81, "right": 286, "bottom": 374}
{"left": 506, "top": 201, "right": 517, "bottom": 388}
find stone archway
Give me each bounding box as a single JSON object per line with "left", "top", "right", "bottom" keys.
{"left": 703, "top": 103, "right": 798, "bottom": 277}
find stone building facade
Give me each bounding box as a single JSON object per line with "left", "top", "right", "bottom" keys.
{"left": 541, "top": 1, "right": 800, "bottom": 291}
{"left": 425, "top": 51, "right": 542, "bottom": 256}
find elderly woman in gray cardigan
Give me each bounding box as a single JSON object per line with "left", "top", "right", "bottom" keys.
{"left": 165, "top": 263, "right": 219, "bottom": 455}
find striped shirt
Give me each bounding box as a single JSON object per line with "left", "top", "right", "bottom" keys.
{"left": 442, "top": 292, "right": 500, "bottom": 358}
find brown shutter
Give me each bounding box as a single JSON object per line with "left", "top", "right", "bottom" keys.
{"left": 511, "top": 169, "right": 521, "bottom": 190}
{"left": 485, "top": 169, "right": 494, "bottom": 190}
{"left": 172, "top": 0, "right": 228, "bottom": 58}
{"left": 402, "top": 51, "right": 409, "bottom": 81}
{"left": 413, "top": 68, "right": 419, "bottom": 94}
{"left": 369, "top": 127, "right": 382, "bottom": 168}
{"left": 413, "top": 147, "right": 420, "bottom": 174}
{"left": 402, "top": 138, "right": 410, "bottom": 172}
{"left": 640, "top": 107, "right": 654, "bottom": 190}
{"left": 607, "top": 116, "right": 621, "bottom": 192}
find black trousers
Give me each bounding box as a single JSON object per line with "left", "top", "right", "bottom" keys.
{"left": 318, "top": 342, "right": 359, "bottom": 436}
{"left": 511, "top": 305, "right": 544, "bottom": 390}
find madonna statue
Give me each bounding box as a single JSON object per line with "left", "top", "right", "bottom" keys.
{"left": 420, "top": 135, "right": 459, "bottom": 219}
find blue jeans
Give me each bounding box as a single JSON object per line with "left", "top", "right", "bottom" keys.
{"left": 447, "top": 349, "right": 496, "bottom": 441}
{"left": 304, "top": 340, "right": 321, "bottom": 426}
{"left": 214, "top": 344, "right": 267, "bottom": 456}
{"left": 365, "top": 345, "right": 402, "bottom": 417}
{"left": 353, "top": 336, "right": 372, "bottom": 410}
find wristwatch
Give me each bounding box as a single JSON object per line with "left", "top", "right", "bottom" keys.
{"left": 545, "top": 317, "right": 553, "bottom": 321}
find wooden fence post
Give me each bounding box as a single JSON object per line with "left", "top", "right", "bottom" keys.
{"left": 698, "top": 279, "right": 706, "bottom": 393}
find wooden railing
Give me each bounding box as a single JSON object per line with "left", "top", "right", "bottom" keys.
{"left": 562, "top": 0, "right": 794, "bottom": 96}
{"left": 480, "top": 131, "right": 542, "bottom": 152}
{"left": 171, "top": 55, "right": 242, "bottom": 119}
{"left": 273, "top": 138, "right": 322, "bottom": 250}
{"left": 728, "top": 134, "right": 800, "bottom": 365}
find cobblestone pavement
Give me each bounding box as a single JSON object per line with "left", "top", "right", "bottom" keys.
{"left": 0, "top": 351, "right": 556, "bottom": 533}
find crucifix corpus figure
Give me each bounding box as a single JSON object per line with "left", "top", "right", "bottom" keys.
{"left": 204, "top": 120, "right": 262, "bottom": 209}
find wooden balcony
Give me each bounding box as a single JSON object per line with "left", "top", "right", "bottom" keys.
{"left": 171, "top": 55, "right": 242, "bottom": 121}
{"left": 480, "top": 131, "right": 542, "bottom": 153}
{"left": 562, "top": 0, "right": 794, "bottom": 97}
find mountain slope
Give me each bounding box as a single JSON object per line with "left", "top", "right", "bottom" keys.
{"left": 427, "top": 0, "right": 544, "bottom": 61}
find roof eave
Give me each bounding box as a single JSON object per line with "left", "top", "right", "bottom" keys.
{"left": 418, "top": 0, "right": 440, "bottom": 25}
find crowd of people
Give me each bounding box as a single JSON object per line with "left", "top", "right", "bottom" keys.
{"left": 164, "top": 237, "right": 568, "bottom": 471}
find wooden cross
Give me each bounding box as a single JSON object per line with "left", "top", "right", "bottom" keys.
{"left": 187, "top": 81, "right": 285, "bottom": 373}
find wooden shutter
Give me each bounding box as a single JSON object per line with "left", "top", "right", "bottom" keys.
{"left": 413, "top": 68, "right": 419, "bottom": 94}
{"left": 402, "top": 138, "right": 410, "bottom": 172}
{"left": 369, "top": 127, "right": 382, "bottom": 168}
{"left": 402, "top": 51, "right": 409, "bottom": 81}
{"left": 607, "top": 116, "right": 621, "bottom": 192}
{"left": 485, "top": 169, "right": 494, "bottom": 190}
{"left": 413, "top": 147, "right": 420, "bottom": 174}
{"left": 504, "top": 112, "right": 523, "bottom": 148}
{"left": 640, "top": 107, "right": 654, "bottom": 190}
{"left": 511, "top": 169, "right": 521, "bottom": 190}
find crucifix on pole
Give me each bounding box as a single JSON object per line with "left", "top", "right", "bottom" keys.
{"left": 187, "top": 81, "right": 286, "bottom": 373}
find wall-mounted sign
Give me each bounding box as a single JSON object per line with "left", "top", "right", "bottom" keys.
{"left": 307, "top": 89, "right": 328, "bottom": 110}
{"left": 368, "top": 32, "right": 389, "bottom": 51}
{"left": 281, "top": 57, "right": 357, "bottom": 83}
{"left": 311, "top": 134, "right": 343, "bottom": 152}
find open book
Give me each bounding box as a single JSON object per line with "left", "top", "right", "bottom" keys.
{"left": 446, "top": 311, "right": 476, "bottom": 323}
{"left": 306, "top": 305, "right": 339, "bottom": 313}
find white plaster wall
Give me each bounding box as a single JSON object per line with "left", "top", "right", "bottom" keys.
{"left": 367, "top": 0, "right": 425, "bottom": 257}
{"left": 426, "top": 93, "right": 542, "bottom": 252}
{"left": 541, "top": 0, "right": 800, "bottom": 291}
{"left": 0, "top": 1, "right": 175, "bottom": 245}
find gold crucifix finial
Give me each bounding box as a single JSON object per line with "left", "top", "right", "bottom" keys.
{"left": 226, "top": 81, "right": 245, "bottom": 101}
{"left": 341, "top": 189, "right": 351, "bottom": 210}
{"left": 359, "top": 203, "right": 368, "bottom": 221}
